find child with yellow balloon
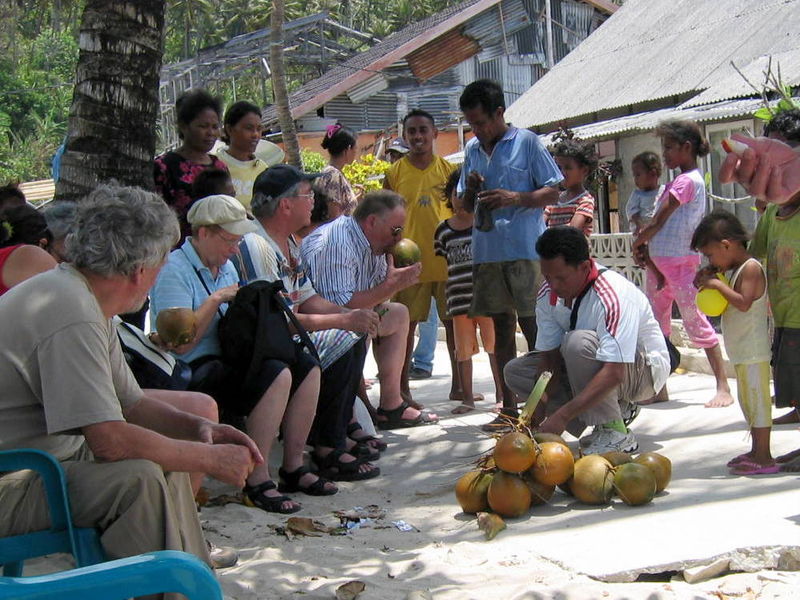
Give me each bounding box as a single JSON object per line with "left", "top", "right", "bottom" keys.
{"left": 691, "top": 210, "right": 776, "bottom": 475}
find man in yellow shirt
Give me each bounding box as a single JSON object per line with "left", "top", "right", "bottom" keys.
{"left": 385, "top": 109, "right": 461, "bottom": 406}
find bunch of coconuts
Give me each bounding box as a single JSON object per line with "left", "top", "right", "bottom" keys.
{"left": 454, "top": 373, "right": 672, "bottom": 538}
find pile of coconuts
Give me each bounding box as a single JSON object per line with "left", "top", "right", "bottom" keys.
{"left": 454, "top": 372, "right": 672, "bottom": 538}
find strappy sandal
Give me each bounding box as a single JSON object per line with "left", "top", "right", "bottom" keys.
{"left": 243, "top": 480, "right": 301, "bottom": 514}
{"left": 376, "top": 401, "right": 438, "bottom": 430}
{"left": 346, "top": 422, "right": 388, "bottom": 452}
{"left": 312, "top": 449, "right": 380, "bottom": 482}
{"left": 278, "top": 466, "right": 338, "bottom": 496}
{"left": 346, "top": 440, "right": 380, "bottom": 462}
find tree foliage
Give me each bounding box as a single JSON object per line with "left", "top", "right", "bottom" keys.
{"left": 0, "top": 0, "right": 459, "bottom": 183}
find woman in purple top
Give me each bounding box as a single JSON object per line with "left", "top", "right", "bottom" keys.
{"left": 154, "top": 89, "right": 228, "bottom": 242}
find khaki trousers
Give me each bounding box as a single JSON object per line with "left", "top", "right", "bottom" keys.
{"left": 504, "top": 330, "right": 655, "bottom": 437}
{"left": 0, "top": 445, "right": 211, "bottom": 599}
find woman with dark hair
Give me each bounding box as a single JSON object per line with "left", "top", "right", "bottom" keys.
{"left": 154, "top": 89, "right": 228, "bottom": 241}
{"left": 0, "top": 204, "right": 56, "bottom": 295}
{"left": 215, "top": 101, "right": 284, "bottom": 210}
{"left": 313, "top": 123, "right": 358, "bottom": 216}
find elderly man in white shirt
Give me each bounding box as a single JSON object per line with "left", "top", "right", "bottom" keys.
{"left": 302, "top": 190, "right": 439, "bottom": 430}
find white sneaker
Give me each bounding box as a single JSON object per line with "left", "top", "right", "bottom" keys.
{"left": 582, "top": 428, "right": 638, "bottom": 455}
{"left": 579, "top": 427, "right": 603, "bottom": 448}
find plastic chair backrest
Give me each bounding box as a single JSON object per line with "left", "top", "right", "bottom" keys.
{"left": 0, "top": 449, "right": 105, "bottom": 576}
{"left": 0, "top": 550, "right": 222, "bottom": 600}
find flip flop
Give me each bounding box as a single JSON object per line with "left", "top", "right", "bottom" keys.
{"left": 726, "top": 453, "right": 752, "bottom": 467}
{"left": 451, "top": 403, "right": 475, "bottom": 415}
{"left": 729, "top": 459, "right": 779, "bottom": 475}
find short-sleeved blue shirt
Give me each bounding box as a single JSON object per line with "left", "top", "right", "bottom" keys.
{"left": 458, "top": 127, "right": 562, "bottom": 263}
{"left": 150, "top": 238, "right": 239, "bottom": 364}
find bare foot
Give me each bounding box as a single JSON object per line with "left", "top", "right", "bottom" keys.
{"left": 776, "top": 447, "right": 800, "bottom": 463}
{"left": 449, "top": 392, "right": 485, "bottom": 402}
{"left": 779, "top": 455, "right": 800, "bottom": 472}
{"left": 451, "top": 403, "right": 475, "bottom": 415}
{"left": 773, "top": 409, "right": 800, "bottom": 425}
{"left": 726, "top": 452, "right": 753, "bottom": 467}
{"left": 705, "top": 390, "right": 734, "bottom": 408}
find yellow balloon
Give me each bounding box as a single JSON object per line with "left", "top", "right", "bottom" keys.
{"left": 696, "top": 285, "right": 728, "bottom": 317}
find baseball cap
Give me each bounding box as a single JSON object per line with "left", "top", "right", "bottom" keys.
{"left": 251, "top": 164, "right": 320, "bottom": 215}
{"left": 187, "top": 194, "right": 258, "bottom": 235}
{"left": 386, "top": 138, "right": 409, "bottom": 154}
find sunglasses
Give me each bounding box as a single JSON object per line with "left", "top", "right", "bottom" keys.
{"left": 390, "top": 225, "right": 403, "bottom": 237}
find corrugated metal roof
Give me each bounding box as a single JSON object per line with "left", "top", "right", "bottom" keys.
{"left": 262, "top": 0, "right": 501, "bottom": 126}
{"left": 538, "top": 98, "right": 769, "bottom": 144}
{"left": 506, "top": 0, "right": 800, "bottom": 129}
{"left": 347, "top": 74, "right": 389, "bottom": 104}
{"left": 682, "top": 49, "right": 800, "bottom": 108}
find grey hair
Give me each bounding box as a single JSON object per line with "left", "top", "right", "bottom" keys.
{"left": 42, "top": 201, "right": 77, "bottom": 242}
{"left": 251, "top": 182, "right": 301, "bottom": 220}
{"left": 353, "top": 190, "right": 405, "bottom": 222}
{"left": 67, "top": 182, "right": 179, "bottom": 277}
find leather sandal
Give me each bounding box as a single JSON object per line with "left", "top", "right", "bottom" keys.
{"left": 346, "top": 422, "right": 388, "bottom": 452}
{"left": 312, "top": 449, "right": 380, "bottom": 482}
{"left": 243, "top": 480, "right": 301, "bottom": 514}
{"left": 376, "top": 401, "right": 438, "bottom": 430}
{"left": 278, "top": 466, "right": 338, "bottom": 496}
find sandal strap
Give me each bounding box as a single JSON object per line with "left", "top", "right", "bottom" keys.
{"left": 376, "top": 400, "right": 410, "bottom": 421}
{"left": 346, "top": 422, "right": 363, "bottom": 436}
{"left": 278, "top": 465, "right": 312, "bottom": 485}
{"left": 244, "top": 480, "right": 299, "bottom": 513}
{"left": 316, "top": 448, "right": 365, "bottom": 473}
{"left": 244, "top": 479, "right": 277, "bottom": 495}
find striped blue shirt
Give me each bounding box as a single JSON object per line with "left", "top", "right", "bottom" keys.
{"left": 150, "top": 238, "right": 239, "bottom": 363}
{"left": 301, "top": 216, "right": 386, "bottom": 306}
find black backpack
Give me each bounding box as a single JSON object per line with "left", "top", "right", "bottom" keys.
{"left": 218, "top": 280, "right": 320, "bottom": 381}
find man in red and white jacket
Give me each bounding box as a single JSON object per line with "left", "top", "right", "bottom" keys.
{"left": 505, "top": 226, "right": 670, "bottom": 454}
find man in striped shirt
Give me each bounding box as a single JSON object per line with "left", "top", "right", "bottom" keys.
{"left": 505, "top": 227, "right": 670, "bottom": 454}
{"left": 302, "top": 191, "right": 439, "bottom": 429}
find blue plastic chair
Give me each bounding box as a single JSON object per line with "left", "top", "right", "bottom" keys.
{"left": 0, "top": 449, "right": 106, "bottom": 576}
{"left": 0, "top": 550, "right": 222, "bottom": 600}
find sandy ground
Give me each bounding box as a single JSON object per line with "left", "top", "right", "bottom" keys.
{"left": 195, "top": 343, "right": 800, "bottom": 600}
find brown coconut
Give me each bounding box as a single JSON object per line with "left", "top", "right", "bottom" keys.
{"left": 494, "top": 432, "right": 537, "bottom": 473}
{"left": 487, "top": 471, "right": 532, "bottom": 518}
{"left": 633, "top": 452, "right": 672, "bottom": 493}
{"left": 571, "top": 455, "right": 614, "bottom": 505}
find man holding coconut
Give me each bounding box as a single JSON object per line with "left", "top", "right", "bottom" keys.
{"left": 504, "top": 226, "right": 670, "bottom": 454}
{"left": 303, "top": 191, "right": 439, "bottom": 429}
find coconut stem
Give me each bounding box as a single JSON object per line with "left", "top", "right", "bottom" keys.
{"left": 519, "top": 371, "right": 552, "bottom": 427}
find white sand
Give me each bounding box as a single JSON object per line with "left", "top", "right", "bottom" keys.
{"left": 202, "top": 347, "right": 800, "bottom": 599}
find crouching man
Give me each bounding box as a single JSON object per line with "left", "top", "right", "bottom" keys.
{"left": 0, "top": 183, "right": 261, "bottom": 582}
{"left": 505, "top": 226, "right": 670, "bottom": 454}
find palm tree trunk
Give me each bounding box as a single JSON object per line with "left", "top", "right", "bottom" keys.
{"left": 270, "top": 0, "right": 301, "bottom": 168}
{"left": 55, "top": 0, "right": 166, "bottom": 201}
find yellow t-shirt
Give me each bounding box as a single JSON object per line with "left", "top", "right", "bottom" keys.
{"left": 386, "top": 155, "right": 454, "bottom": 283}
{"left": 215, "top": 147, "right": 268, "bottom": 210}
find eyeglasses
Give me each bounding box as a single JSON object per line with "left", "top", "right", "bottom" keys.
{"left": 390, "top": 225, "right": 403, "bottom": 237}
{"left": 294, "top": 192, "right": 314, "bottom": 201}
{"left": 214, "top": 229, "right": 243, "bottom": 247}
